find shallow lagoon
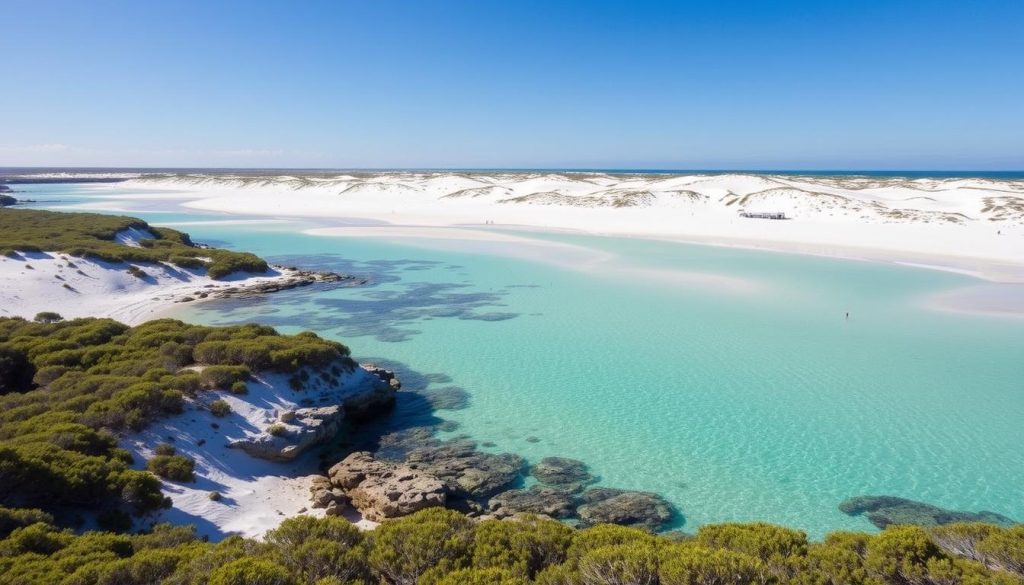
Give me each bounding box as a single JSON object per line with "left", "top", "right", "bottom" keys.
{"left": 27, "top": 183, "right": 1024, "bottom": 538}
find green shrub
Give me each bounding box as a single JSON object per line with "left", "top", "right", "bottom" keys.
{"left": 0, "top": 506, "right": 54, "bottom": 539}
{"left": 154, "top": 443, "right": 176, "bottom": 456}
{"left": 0, "top": 345, "right": 35, "bottom": 394}
{"left": 0, "top": 208, "right": 268, "bottom": 280}
{"left": 97, "top": 509, "right": 134, "bottom": 532}
{"left": 169, "top": 255, "right": 207, "bottom": 269}
{"left": 127, "top": 265, "right": 148, "bottom": 279}
{"left": 34, "top": 311, "right": 63, "bottom": 323}
{"left": 230, "top": 381, "right": 248, "bottom": 394}
{"left": 209, "top": 399, "right": 232, "bottom": 417}
{"left": 208, "top": 557, "right": 296, "bottom": 585}
{"left": 659, "top": 545, "right": 766, "bottom": 585}
{"left": 369, "top": 508, "right": 475, "bottom": 584}
{"left": 268, "top": 423, "right": 287, "bottom": 437}
{"left": 147, "top": 454, "right": 195, "bottom": 482}
{"left": 199, "top": 365, "right": 250, "bottom": 390}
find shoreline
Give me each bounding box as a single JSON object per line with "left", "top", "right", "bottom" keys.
{"left": 106, "top": 171, "right": 1022, "bottom": 283}
{"left": 0, "top": 251, "right": 361, "bottom": 326}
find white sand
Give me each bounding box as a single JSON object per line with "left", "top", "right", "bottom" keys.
{"left": 120, "top": 172, "right": 1024, "bottom": 282}
{"left": 122, "top": 367, "right": 381, "bottom": 540}
{"left": 0, "top": 248, "right": 297, "bottom": 326}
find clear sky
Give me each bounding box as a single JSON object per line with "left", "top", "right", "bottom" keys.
{"left": 1, "top": 0, "right": 1022, "bottom": 170}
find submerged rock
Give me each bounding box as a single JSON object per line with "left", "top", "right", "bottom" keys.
{"left": 328, "top": 451, "right": 446, "bottom": 521}
{"left": 489, "top": 485, "right": 578, "bottom": 519}
{"left": 577, "top": 487, "right": 676, "bottom": 531}
{"left": 530, "top": 457, "right": 596, "bottom": 493}
{"left": 839, "top": 496, "right": 1017, "bottom": 529}
{"left": 405, "top": 439, "right": 525, "bottom": 498}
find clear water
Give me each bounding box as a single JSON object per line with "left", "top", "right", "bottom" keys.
{"left": 18, "top": 183, "right": 1024, "bottom": 538}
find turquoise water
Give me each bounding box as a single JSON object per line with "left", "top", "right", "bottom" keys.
{"left": 21, "top": 183, "right": 1024, "bottom": 538}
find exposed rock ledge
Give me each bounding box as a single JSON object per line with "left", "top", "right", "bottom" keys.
{"left": 175, "top": 265, "right": 369, "bottom": 303}
{"left": 314, "top": 432, "right": 678, "bottom": 531}
{"left": 324, "top": 451, "right": 447, "bottom": 522}
{"left": 227, "top": 364, "right": 399, "bottom": 462}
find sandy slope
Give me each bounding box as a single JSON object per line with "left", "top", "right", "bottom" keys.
{"left": 122, "top": 367, "right": 381, "bottom": 540}
{"left": 0, "top": 250, "right": 294, "bottom": 325}
{"left": 122, "top": 172, "right": 1024, "bottom": 281}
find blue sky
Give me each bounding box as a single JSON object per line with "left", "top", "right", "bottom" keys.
{"left": 1, "top": 0, "right": 1022, "bottom": 169}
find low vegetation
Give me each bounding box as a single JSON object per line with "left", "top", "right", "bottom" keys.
{"left": 0, "top": 208, "right": 268, "bottom": 280}
{"left": 0, "top": 316, "right": 351, "bottom": 524}
{"left": 0, "top": 509, "right": 1022, "bottom": 584}
{"left": 147, "top": 454, "right": 196, "bottom": 482}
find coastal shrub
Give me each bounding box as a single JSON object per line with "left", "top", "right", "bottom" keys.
{"left": 208, "top": 557, "right": 297, "bottom": 585}
{"left": 230, "top": 380, "right": 248, "bottom": 394}
{"left": 472, "top": 516, "right": 573, "bottom": 578}
{"left": 0, "top": 208, "right": 268, "bottom": 280}
{"left": 0, "top": 515, "right": 1021, "bottom": 584}
{"left": 369, "top": 507, "right": 476, "bottom": 585}
{"left": 0, "top": 506, "right": 54, "bottom": 538}
{"left": 34, "top": 311, "right": 63, "bottom": 323}
{"left": 0, "top": 316, "right": 349, "bottom": 524}
{"left": 199, "top": 365, "right": 250, "bottom": 390}
{"left": 169, "top": 255, "right": 207, "bottom": 269}
{"left": 430, "top": 567, "right": 529, "bottom": 585}
{"left": 0, "top": 345, "right": 35, "bottom": 394}
{"left": 577, "top": 541, "right": 660, "bottom": 585}
{"left": 147, "top": 454, "right": 195, "bottom": 482}
{"left": 659, "top": 545, "right": 767, "bottom": 585}
{"left": 154, "top": 443, "right": 177, "bottom": 456}
{"left": 265, "top": 516, "right": 368, "bottom": 583}
{"left": 209, "top": 399, "right": 232, "bottom": 417}
{"left": 127, "top": 265, "right": 148, "bottom": 279}
{"left": 268, "top": 423, "right": 287, "bottom": 437}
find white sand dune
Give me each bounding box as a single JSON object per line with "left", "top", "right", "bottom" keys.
{"left": 0, "top": 250, "right": 297, "bottom": 325}
{"left": 122, "top": 172, "right": 1024, "bottom": 282}
{"left": 122, "top": 367, "right": 382, "bottom": 540}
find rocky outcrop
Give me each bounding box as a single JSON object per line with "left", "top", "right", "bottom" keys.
{"left": 186, "top": 267, "right": 367, "bottom": 302}
{"left": 405, "top": 439, "right": 525, "bottom": 498}
{"left": 577, "top": 488, "right": 676, "bottom": 531}
{"left": 342, "top": 387, "right": 396, "bottom": 421}
{"left": 362, "top": 364, "right": 402, "bottom": 390}
{"left": 229, "top": 405, "right": 344, "bottom": 461}
{"left": 839, "top": 496, "right": 1016, "bottom": 529}
{"left": 310, "top": 475, "right": 351, "bottom": 517}
{"left": 328, "top": 451, "right": 446, "bottom": 521}
{"left": 488, "top": 485, "right": 577, "bottom": 519}
{"left": 530, "top": 457, "right": 596, "bottom": 493}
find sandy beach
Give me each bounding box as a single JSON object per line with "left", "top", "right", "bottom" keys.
{"left": 112, "top": 172, "right": 1024, "bottom": 283}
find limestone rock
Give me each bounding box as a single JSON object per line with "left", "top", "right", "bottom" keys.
{"left": 489, "top": 485, "right": 578, "bottom": 519}
{"left": 839, "top": 495, "right": 1016, "bottom": 529}
{"left": 342, "top": 387, "right": 396, "bottom": 422}
{"left": 405, "top": 439, "right": 525, "bottom": 498}
{"left": 530, "top": 457, "right": 596, "bottom": 493}
{"left": 328, "top": 451, "right": 446, "bottom": 521}
{"left": 229, "top": 405, "right": 343, "bottom": 461}
{"left": 577, "top": 488, "right": 676, "bottom": 531}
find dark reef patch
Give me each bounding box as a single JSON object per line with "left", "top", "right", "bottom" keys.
{"left": 839, "top": 495, "right": 1017, "bottom": 529}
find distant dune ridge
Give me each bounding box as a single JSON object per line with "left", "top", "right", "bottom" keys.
{"left": 128, "top": 171, "right": 1024, "bottom": 223}
{"left": 121, "top": 171, "right": 1024, "bottom": 281}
